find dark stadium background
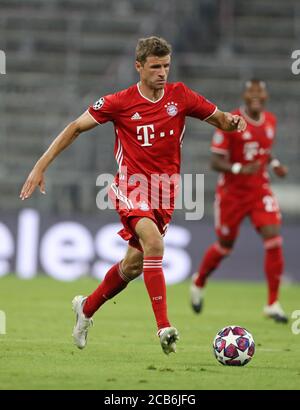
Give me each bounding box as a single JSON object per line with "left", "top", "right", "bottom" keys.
{"left": 0, "top": 0, "right": 299, "bottom": 283}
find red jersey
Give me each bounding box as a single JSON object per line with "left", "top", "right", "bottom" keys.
{"left": 88, "top": 82, "right": 216, "bottom": 181}
{"left": 211, "top": 107, "right": 277, "bottom": 194}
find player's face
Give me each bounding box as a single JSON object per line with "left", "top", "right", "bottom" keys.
{"left": 136, "top": 54, "right": 171, "bottom": 90}
{"left": 243, "top": 82, "right": 268, "bottom": 114}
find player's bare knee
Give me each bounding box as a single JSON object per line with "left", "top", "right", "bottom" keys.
{"left": 122, "top": 260, "right": 143, "bottom": 279}
{"left": 259, "top": 225, "right": 280, "bottom": 240}
{"left": 218, "top": 238, "right": 234, "bottom": 255}
{"left": 142, "top": 236, "right": 164, "bottom": 256}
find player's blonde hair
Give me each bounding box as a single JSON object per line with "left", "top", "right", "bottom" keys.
{"left": 136, "top": 36, "right": 172, "bottom": 65}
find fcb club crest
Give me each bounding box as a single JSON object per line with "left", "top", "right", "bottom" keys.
{"left": 165, "top": 101, "right": 178, "bottom": 117}
{"left": 139, "top": 201, "right": 150, "bottom": 211}
{"left": 93, "top": 97, "right": 105, "bottom": 110}
{"left": 242, "top": 131, "right": 252, "bottom": 140}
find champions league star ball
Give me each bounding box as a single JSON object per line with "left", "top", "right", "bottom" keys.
{"left": 213, "top": 325, "right": 255, "bottom": 366}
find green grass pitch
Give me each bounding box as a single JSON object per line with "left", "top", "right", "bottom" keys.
{"left": 0, "top": 276, "right": 299, "bottom": 390}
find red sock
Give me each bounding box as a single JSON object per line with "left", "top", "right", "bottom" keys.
{"left": 264, "top": 236, "right": 284, "bottom": 305}
{"left": 195, "top": 242, "right": 231, "bottom": 288}
{"left": 83, "top": 262, "right": 130, "bottom": 317}
{"left": 143, "top": 256, "right": 170, "bottom": 331}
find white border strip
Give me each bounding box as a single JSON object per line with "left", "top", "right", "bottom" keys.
{"left": 203, "top": 106, "right": 218, "bottom": 122}
{"left": 137, "top": 82, "right": 165, "bottom": 104}
{"left": 239, "top": 106, "right": 265, "bottom": 126}
{"left": 210, "top": 147, "right": 229, "bottom": 155}
{"left": 86, "top": 109, "right": 102, "bottom": 125}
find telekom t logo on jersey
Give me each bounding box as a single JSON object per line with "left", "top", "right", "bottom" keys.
{"left": 137, "top": 125, "right": 174, "bottom": 147}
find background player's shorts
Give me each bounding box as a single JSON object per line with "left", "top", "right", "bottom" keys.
{"left": 214, "top": 187, "right": 282, "bottom": 241}
{"left": 108, "top": 183, "right": 173, "bottom": 252}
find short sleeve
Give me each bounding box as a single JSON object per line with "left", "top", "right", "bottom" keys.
{"left": 88, "top": 93, "right": 119, "bottom": 124}
{"left": 211, "top": 129, "right": 230, "bottom": 155}
{"left": 183, "top": 83, "right": 217, "bottom": 120}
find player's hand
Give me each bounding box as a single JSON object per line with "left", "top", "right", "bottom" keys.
{"left": 225, "top": 113, "right": 247, "bottom": 132}
{"left": 240, "top": 160, "right": 261, "bottom": 175}
{"left": 20, "top": 167, "right": 46, "bottom": 200}
{"left": 273, "top": 164, "right": 288, "bottom": 178}
{"left": 232, "top": 115, "right": 247, "bottom": 132}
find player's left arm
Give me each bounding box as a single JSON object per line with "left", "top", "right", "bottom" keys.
{"left": 205, "top": 109, "right": 247, "bottom": 132}
{"left": 269, "top": 156, "right": 289, "bottom": 178}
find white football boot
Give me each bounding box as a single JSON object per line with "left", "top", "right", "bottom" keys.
{"left": 158, "top": 327, "right": 179, "bottom": 355}
{"left": 263, "top": 301, "right": 288, "bottom": 323}
{"left": 72, "top": 295, "right": 93, "bottom": 349}
{"left": 190, "top": 273, "right": 205, "bottom": 314}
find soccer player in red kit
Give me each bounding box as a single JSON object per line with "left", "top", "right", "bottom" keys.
{"left": 20, "top": 36, "right": 246, "bottom": 354}
{"left": 190, "top": 79, "right": 289, "bottom": 323}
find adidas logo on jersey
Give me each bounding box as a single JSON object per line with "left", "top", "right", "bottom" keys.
{"left": 131, "top": 112, "right": 142, "bottom": 120}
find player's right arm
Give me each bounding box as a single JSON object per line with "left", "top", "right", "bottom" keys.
{"left": 20, "top": 111, "right": 97, "bottom": 200}
{"left": 181, "top": 83, "right": 246, "bottom": 132}
{"left": 211, "top": 153, "right": 261, "bottom": 175}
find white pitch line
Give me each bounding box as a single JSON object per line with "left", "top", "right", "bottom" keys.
{"left": 0, "top": 338, "right": 105, "bottom": 346}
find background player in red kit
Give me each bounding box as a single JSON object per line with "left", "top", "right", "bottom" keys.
{"left": 20, "top": 36, "right": 246, "bottom": 354}
{"left": 190, "top": 79, "right": 289, "bottom": 323}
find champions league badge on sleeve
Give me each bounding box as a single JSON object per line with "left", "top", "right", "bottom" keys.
{"left": 93, "top": 97, "right": 105, "bottom": 110}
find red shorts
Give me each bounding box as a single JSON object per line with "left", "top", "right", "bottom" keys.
{"left": 108, "top": 183, "right": 174, "bottom": 252}
{"left": 214, "top": 187, "right": 281, "bottom": 241}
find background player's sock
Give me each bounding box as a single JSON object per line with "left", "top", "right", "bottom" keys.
{"left": 195, "top": 242, "right": 231, "bottom": 288}
{"left": 264, "top": 236, "right": 284, "bottom": 305}
{"left": 83, "top": 262, "right": 130, "bottom": 317}
{"left": 143, "top": 256, "right": 170, "bottom": 331}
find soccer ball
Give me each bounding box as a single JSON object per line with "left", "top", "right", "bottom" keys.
{"left": 213, "top": 325, "right": 255, "bottom": 366}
